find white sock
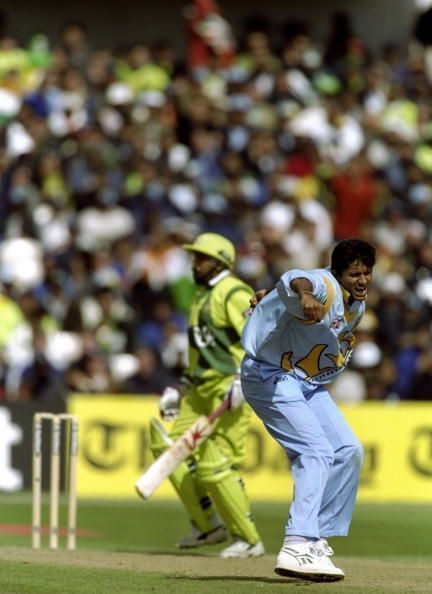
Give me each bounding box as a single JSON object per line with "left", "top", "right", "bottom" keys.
{"left": 284, "top": 535, "right": 310, "bottom": 546}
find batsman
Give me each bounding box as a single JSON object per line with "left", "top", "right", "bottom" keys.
{"left": 149, "top": 232, "right": 264, "bottom": 558}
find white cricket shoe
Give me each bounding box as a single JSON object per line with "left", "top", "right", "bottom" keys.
{"left": 275, "top": 542, "right": 345, "bottom": 582}
{"left": 176, "top": 522, "right": 228, "bottom": 548}
{"left": 220, "top": 538, "right": 265, "bottom": 559}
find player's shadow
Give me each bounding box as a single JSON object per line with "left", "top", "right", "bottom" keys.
{"left": 173, "top": 575, "right": 316, "bottom": 586}
{"left": 115, "top": 549, "right": 224, "bottom": 557}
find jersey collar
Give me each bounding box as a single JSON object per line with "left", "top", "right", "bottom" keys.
{"left": 328, "top": 267, "right": 355, "bottom": 306}
{"left": 339, "top": 283, "right": 352, "bottom": 305}
{"left": 208, "top": 269, "right": 231, "bottom": 286}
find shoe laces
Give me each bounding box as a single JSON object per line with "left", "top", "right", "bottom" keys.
{"left": 322, "top": 544, "right": 334, "bottom": 556}
{"left": 313, "top": 544, "right": 324, "bottom": 557}
{"left": 317, "top": 539, "right": 334, "bottom": 556}
{"left": 283, "top": 542, "right": 316, "bottom": 555}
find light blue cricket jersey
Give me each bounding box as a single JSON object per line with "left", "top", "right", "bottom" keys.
{"left": 241, "top": 267, "right": 365, "bottom": 385}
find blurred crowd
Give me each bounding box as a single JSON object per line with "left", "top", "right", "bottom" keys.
{"left": 1, "top": 4, "right": 432, "bottom": 403}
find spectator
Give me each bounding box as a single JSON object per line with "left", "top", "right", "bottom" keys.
{"left": 65, "top": 352, "right": 116, "bottom": 393}
{"left": 119, "top": 345, "right": 174, "bottom": 394}
{"left": 1, "top": 13, "right": 432, "bottom": 402}
{"left": 329, "top": 153, "right": 377, "bottom": 239}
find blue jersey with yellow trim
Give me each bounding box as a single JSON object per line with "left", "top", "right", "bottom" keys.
{"left": 241, "top": 267, "right": 365, "bottom": 384}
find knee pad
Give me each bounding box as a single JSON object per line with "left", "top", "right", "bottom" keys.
{"left": 195, "top": 440, "right": 232, "bottom": 485}
{"left": 203, "top": 469, "right": 260, "bottom": 545}
{"left": 149, "top": 418, "right": 218, "bottom": 534}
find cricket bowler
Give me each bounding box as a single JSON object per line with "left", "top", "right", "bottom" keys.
{"left": 241, "top": 238, "right": 376, "bottom": 581}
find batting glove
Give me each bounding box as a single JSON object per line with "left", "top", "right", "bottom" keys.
{"left": 226, "top": 373, "right": 245, "bottom": 410}
{"left": 159, "top": 387, "right": 180, "bottom": 421}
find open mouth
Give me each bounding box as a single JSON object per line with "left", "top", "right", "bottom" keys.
{"left": 354, "top": 287, "right": 368, "bottom": 298}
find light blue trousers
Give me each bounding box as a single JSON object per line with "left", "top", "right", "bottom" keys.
{"left": 241, "top": 355, "right": 363, "bottom": 539}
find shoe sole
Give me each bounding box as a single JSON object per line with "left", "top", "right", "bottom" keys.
{"left": 177, "top": 537, "right": 227, "bottom": 549}
{"left": 275, "top": 567, "right": 345, "bottom": 582}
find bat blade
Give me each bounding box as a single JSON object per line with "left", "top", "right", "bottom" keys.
{"left": 135, "top": 415, "right": 214, "bottom": 499}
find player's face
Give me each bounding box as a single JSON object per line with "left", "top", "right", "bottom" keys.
{"left": 191, "top": 253, "right": 220, "bottom": 285}
{"left": 337, "top": 260, "right": 373, "bottom": 301}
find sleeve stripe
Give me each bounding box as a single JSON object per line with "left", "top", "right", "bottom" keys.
{"left": 322, "top": 277, "right": 335, "bottom": 317}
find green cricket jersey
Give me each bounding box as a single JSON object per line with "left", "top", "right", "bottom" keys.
{"left": 184, "top": 271, "right": 253, "bottom": 383}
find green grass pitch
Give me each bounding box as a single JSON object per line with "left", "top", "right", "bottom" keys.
{"left": 0, "top": 494, "right": 431, "bottom": 593}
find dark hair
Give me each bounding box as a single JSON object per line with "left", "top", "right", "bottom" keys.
{"left": 331, "top": 238, "right": 376, "bottom": 276}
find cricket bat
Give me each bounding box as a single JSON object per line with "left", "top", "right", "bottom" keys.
{"left": 135, "top": 398, "right": 230, "bottom": 499}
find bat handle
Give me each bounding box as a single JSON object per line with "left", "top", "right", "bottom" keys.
{"left": 208, "top": 397, "right": 231, "bottom": 423}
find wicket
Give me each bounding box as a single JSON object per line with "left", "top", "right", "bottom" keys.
{"left": 32, "top": 412, "right": 79, "bottom": 550}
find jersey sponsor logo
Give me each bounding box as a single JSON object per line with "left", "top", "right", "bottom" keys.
{"left": 273, "top": 374, "right": 292, "bottom": 385}
{"left": 192, "top": 325, "right": 216, "bottom": 348}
